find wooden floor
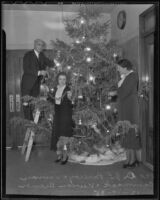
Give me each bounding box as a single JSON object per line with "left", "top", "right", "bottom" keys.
{"left": 5, "top": 147, "right": 153, "bottom": 196}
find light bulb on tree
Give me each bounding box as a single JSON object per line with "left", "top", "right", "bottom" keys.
{"left": 76, "top": 40, "right": 80, "bottom": 44}
{"left": 56, "top": 63, "right": 60, "bottom": 67}
{"left": 80, "top": 18, "right": 85, "bottom": 24}
{"left": 67, "top": 66, "right": 71, "bottom": 70}
{"left": 113, "top": 53, "right": 118, "bottom": 61}
{"left": 78, "top": 95, "right": 83, "bottom": 99}
{"left": 82, "top": 36, "right": 85, "bottom": 40}
{"left": 105, "top": 104, "right": 111, "bottom": 110}
{"left": 78, "top": 119, "right": 82, "bottom": 125}
{"left": 73, "top": 72, "right": 78, "bottom": 76}
{"left": 50, "top": 88, "right": 54, "bottom": 93}
{"left": 86, "top": 57, "right": 92, "bottom": 62}
{"left": 113, "top": 53, "right": 117, "bottom": 58}
{"left": 85, "top": 47, "right": 91, "bottom": 51}
{"left": 54, "top": 59, "right": 60, "bottom": 67}
{"left": 89, "top": 76, "right": 93, "bottom": 81}
{"left": 89, "top": 75, "right": 94, "bottom": 81}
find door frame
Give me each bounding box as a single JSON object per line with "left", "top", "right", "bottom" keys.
{"left": 139, "top": 5, "right": 155, "bottom": 170}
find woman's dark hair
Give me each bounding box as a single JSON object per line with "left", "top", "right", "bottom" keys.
{"left": 56, "top": 71, "right": 68, "bottom": 85}
{"left": 117, "top": 59, "right": 133, "bottom": 70}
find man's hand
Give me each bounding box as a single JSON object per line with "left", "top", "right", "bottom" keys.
{"left": 38, "top": 70, "right": 48, "bottom": 76}
{"left": 67, "top": 91, "right": 72, "bottom": 100}
{"left": 23, "top": 102, "right": 29, "bottom": 106}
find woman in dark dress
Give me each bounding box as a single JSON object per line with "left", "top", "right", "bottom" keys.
{"left": 117, "top": 59, "right": 141, "bottom": 168}
{"left": 48, "top": 72, "right": 73, "bottom": 164}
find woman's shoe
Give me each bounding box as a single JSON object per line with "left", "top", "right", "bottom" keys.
{"left": 123, "top": 163, "right": 130, "bottom": 168}
{"left": 135, "top": 160, "right": 140, "bottom": 166}
{"left": 55, "top": 156, "right": 62, "bottom": 163}
{"left": 128, "top": 161, "right": 137, "bottom": 168}
{"left": 61, "top": 156, "right": 68, "bottom": 165}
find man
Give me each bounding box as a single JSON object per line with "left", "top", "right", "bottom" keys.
{"left": 21, "top": 39, "right": 55, "bottom": 120}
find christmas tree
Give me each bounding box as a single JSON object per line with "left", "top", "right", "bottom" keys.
{"left": 46, "top": 6, "right": 123, "bottom": 155}
{"left": 11, "top": 5, "right": 126, "bottom": 157}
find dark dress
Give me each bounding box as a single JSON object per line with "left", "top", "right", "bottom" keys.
{"left": 21, "top": 50, "right": 54, "bottom": 120}
{"left": 48, "top": 85, "right": 73, "bottom": 151}
{"left": 117, "top": 72, "right": 141, "bottom": 149}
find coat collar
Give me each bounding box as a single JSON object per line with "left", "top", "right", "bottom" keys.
{"left": 54, "top": 85, "right": 69, "bottom": 98}
{"left": 119, "top": 71, "right": 135, "bottom": 88}
{"left": 32, "top": 49, "right": 41, "bottom": 63}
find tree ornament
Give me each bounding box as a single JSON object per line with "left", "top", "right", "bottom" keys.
{"left": 78, "top": 91, "right": 83, "bottom": 99}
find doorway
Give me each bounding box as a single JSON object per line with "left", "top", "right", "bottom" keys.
{"left": 139, "top": 6, "right": 155, "bottom": 169}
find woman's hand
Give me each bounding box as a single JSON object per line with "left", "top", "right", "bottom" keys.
{"left": 108, "top": 91, "right": 117, "bottom": 96}
{"left": 67, "top": 91, "right": 72, "bottom": 99}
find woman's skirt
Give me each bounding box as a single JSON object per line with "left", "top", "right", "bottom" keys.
{"left": 121, "top": 128, "right": 141, "bottom": 150}
{"left": 50, "top": 104, "right": 73, "bottom": 151}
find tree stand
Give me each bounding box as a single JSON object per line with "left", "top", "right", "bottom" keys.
{"left": 21, "top": 109, "right": 40, "bottom": 162}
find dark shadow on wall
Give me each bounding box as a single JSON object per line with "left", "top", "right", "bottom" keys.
{"left": 120, "top": 36, "right": 139, "bottom": 71}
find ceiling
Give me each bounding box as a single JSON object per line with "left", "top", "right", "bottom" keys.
{"left": 2, "top": 3, "right": 115, "bottom": 13}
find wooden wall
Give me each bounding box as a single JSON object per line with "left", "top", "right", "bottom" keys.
{"left": 6, "top": 49, "right": 53, "bottom": 147}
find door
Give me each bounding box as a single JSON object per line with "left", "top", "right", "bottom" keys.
{"left": 139, "top": 6, "right": 155, "bottom": 166}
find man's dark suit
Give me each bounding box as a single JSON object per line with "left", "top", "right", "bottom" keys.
{"left": 21, "top": 50, "right": 54, "bottom": 120}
